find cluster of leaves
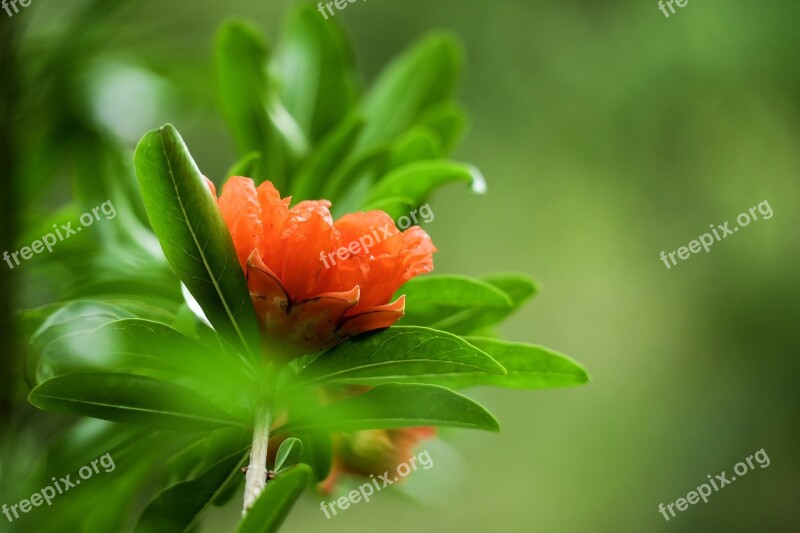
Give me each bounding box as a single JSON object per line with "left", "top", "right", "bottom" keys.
{"left": 18, "top": 5, "right": 588, "bottom": 532}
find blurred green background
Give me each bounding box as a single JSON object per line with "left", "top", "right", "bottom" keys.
{"left": 1, "top": 0, "right": 798, "bottom": 531}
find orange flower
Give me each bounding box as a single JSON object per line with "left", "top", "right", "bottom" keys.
{"left": 208, "top": 177, "right": 436, "bottom": 356}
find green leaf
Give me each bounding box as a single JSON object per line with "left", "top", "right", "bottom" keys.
{"left": 484, "top": 273, "right": 539, "bottom": 304}
{"left": 205, "top": 428, "right": 252, "bottom": 506}
{"left": 102, "top": 298, "right": 180, "bottom": 323}
{"left": 398, "top": 273, "right": 538, "bottom": 335}
{"left": 268, "top": 98, "right": 309, "bottom": 179}
{"left": 238, "top": 465, "right": 312, "bottom": 533}
{"left": 29, "top": 373, "right": 243, "bottom": 431}
{"left": 225, "top": 151, "right": 262, "bottom": 180}
{"left": 68, "top": 132, "right": 160, "bottom": 246}
{"left": 364, "top": 160, "right": 486, "bottom": 207}
{"left": 45, "top": 419, "right": 149, "bottom": 476}
{"left": 292, "top": 430, "right": 332, "bottom": 482}
{"left": 362, "top": 338, "right": 589, "bottom": 390}
{"left": 28, "top": 301, "right": 134, "bottom": 345}
{"left": 32, "top": 318, "right": 221, "bottom": 377}
{"left": 25, "top": 301, "right": 135, "bottom": 385}
{"left": 215, "top": 20, "right": 272, "bottom": 183}
{"left": 460, "top": 339, "right": 588, "bottom": 388}
{"left": 135, "top": 448, "right": 249, "bottom": 533}
{"left": 286, "top": 383, "right": 500, "bottom": 432}
{"left": 162, "top": 429, "right": 251, "bottom": 508}
{"left": 16, "top": 302, "right": 67, "bottom": 340}
{"left": 165, "top": 437, "right": 211, "bottom": 486}
{"left": 275, "top": 5, "right": 358, "bottom": 142}
{"left": 414, "top": 102, "right": 468, "bottom": 153}
{"left": 34, "top": 429, "right": 173, "bottom": 533}
{"left": 385, "top": 126, "right": 443, "bottom": 172}
{"left": 291, "top": 114, "right": 364, "bottom": 202}
{"left": 274, "top": 437, "right": 303, "bottom": 472}
{"left": 397, "top": 275, "right": 514, "bottom": 329}
{"left": 215, "top": 21, "right": 307, "bottom": 187}
{"left": 322, "top": 144, "right": 389, "bottom": 207}
{"left": 438, "top": 273, "right": 538, "bottom": 335}
{"left": 103, "top": 319, "right": 249, "bottom": 384}
{"left": 299, "top": 326, "right": 506, "bottom": 384}
{"left": 358, "top": 33, "right": 462, "bottom": 150}
{"left": 29, "top": 317, "right": 255, "bottom": 423}
{"left": 360, "top": 196, "right": 416, "bottom": 220}
{"left": 134, "top": 124, "right": 260, "bottom": 359}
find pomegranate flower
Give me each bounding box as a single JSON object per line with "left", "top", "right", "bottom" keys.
{"left": 208, "top": 177, "right": 436, "bottom": 355}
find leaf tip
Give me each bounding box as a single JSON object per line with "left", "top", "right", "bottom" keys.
{"left": 467, "top": 164, "right": 487, "bottom": 194}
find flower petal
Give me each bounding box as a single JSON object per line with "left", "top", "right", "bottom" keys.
{"left": 339, "top": 295, "right": 405, "bottom": 336}
{"left": 256, "top": 180, "right": 291, "bottom": 268}
{"left": 218, "top": 177, "right": 263, "bottom": 271}
{"left": 276, "top": 203, "right": 337, "bottom": 301}
{"left": 287, "top": 287, "right": 360, "bottom": 349}
{"left": 246, "top": 249, "right": 289, "bottom": 329}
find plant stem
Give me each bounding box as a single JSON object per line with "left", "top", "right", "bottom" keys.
{"left": 243, "top": 402, "right": 271, "bottom": 516}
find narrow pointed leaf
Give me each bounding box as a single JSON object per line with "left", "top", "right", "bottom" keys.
{"left": 135, "top": 448, "right": 249, "bottom": 532}
{"left": 397, "top": 275, "right": 519, "bottom": 331}
{"left": 208, "top": 428, "right": 252, "bottom": 506}
{"left": 29, "top": 318, "right": 255, "bottom": 423}
{"left": 274, "top": 437, "right": 303, "bottom": 472}
{"left": 299, "top": 326, "right": 506, "bottom": 384}
{"left": 286, "top": 383, "right": 500, "bottom": 432}
{"left": 354, "top": 338, "right": 589, "bottom": 390}
{"left": 134, "top": 124, "right": 260, "bottom": 359}
{"left": 215, "top": 20, "right": 272, "bottom": 179}
{"left": 322, "top": 144, "right": 389, "bottom": 206}
{"left": 165, "top": 437, "right": 211, "bottom": 486}
{"left": 437, "top": 274, "right": 538, "bottom": 334}
{"left": 463, "top": 339, "right": 588, "bottom": 389}
{"left": 216, "top": 21, "right": 305, "bottom": 186}
{"left": 360, "top": 196, "right": 416, "bottom": 220}
{"left": 397, "top": 275, "right": 514, "bottom": 329}
{"left": 291, "top": 114, "right": 364, "bottom": 202}
{"left": 275, "top": 5, "right": 358, "bottom": 142}
{"left": 29, "top": 373, "right": 243, "bottom": 431}
{"left": 358, "top": 34, "right": 461, "bottom": 150}
{"left": 292, "top": 430, "right": 332, "bottom": 482}
{"left": 483, "top": 273, "right": 539, "bottom": 305}
{"left": 225, "top": 151, "right": 262, "bottom": 180}
{"left": 25, "top": 301, "right": 134, "bottom": 385}
{"left": 385, "top": 126, "right": 443, "bottom": 172}
{"left": 238, "top": 465, "right": 312, "bottom": 533}
{"left": 364, "top": 160, "right": 486, "bottom": 207}
{"left": 32, "top": 318, "right": 222, "bottom": 376}
{"left": 414, "top": 102, "right": 468, "bottom": 153}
